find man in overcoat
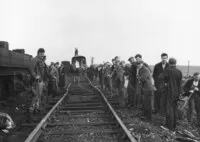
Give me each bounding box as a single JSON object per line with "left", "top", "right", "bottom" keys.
{"left": 153, "top": 53, "right": 169, "bottom": 114}
{"left": 136, "top": 60, "right": 156, "bottom": 120}
{"left": 159, "top": 58, "right": 182, "bottom": 130}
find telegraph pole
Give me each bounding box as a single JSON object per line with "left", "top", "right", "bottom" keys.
{"left": 91, "top": 57, "right": 94, "bottom": 65}
{"left": 187, "top": 60, "right": 190, "bottom": 77}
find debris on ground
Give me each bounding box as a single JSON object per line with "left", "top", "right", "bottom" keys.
{"left": 0, "top": 112, "right": 15, "bottom": 133}
{"left": 95, "top": 81, "right": 200, "bottom": 142}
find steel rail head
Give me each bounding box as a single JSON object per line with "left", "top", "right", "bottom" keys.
{"left": 24, "top": 83, "right": 72, "bottom": 142}
{"left": 85, "top": 76, "right": 137, "bottom": 142}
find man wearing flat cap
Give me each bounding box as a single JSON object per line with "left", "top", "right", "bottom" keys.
{"left": 135, "top": 54, "right": 151, "bottom": 72}
{"left": 136, "top": 60, "right": 156, "bottom": 120}
{"left": 128, "top": 57, "right": 134, "bottom": 64}
{"left": 109, "top": 57, "right": 122, "bottom": 96}
{"left": 183, "top": 72, "right": 200, "bottom": 127}
{"left": 104, "top": 62, "right": 112, "bottom": 92}
{"left": 127, "top": 57, "right": 137, "bottom": 107}
{"left": 115, "top": 56, "right": 120, "bottom": 62}
{"left": 159, "top": 58, "right": 182, "bottom": 130}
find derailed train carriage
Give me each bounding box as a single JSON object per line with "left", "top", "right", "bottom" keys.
{"left": 0, "top": 41, "right": 33, "bottom": 100}
{"left": 71, "top": 55, "right": 87, "bottom": 76}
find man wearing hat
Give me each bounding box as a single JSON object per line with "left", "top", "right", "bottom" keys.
{"left": 127, "top": 57, "right": 137, "bottom": 107}
{"left": 183, "top": 72, "right": 200, "bottom": 127}
{"left": 128, "top": 57, "right": 134, "bottom": 64}
{"left": 135, "top": 54, "right": 151, "bottom": 72}
{"left": 159, "top": 58, "right": 182, "bottom": 130}
{"left": 115, "top": 56, "right": 120, "bottom": 62}
{"left": 103, "top": 62, "right": 112, "bottom": 92}
{"left": 136, "top": 60, "right": 155, "bottom": 120}
{"left": 109, "top": 58, "right": 121, "bottom": 96}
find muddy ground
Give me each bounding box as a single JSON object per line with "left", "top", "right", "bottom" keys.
{"left": 90, "top": 79, "right": 200, "bottom": 142}
{"left": 1, "top": 78, "right": 200, "bottom": 142}
{"left": 101, "top": 90, "right": 200, "bottom": 142}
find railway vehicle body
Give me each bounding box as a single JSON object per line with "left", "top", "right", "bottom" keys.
{"left": 71, "top": 55, "right": 87, "bottom": 76}
{"left": 61, "top": 61, "right": 71, "bottom": 75}
{"left": 0, "top": 41, "right": 32, "bottom": 100}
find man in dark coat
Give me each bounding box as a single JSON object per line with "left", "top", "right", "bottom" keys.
{"left": 183, "top": 72, "right": 200, "bottom": 127}
{"left": 58, "top": 63, "right": 65, "bottom": 91}
{"left": 153, "top": 53, "right": 169, "bottom": 114}
{"left": 137, "top": 60, "right": 156, "bottom": 120}
{"left": 29, "top": 48, "right": 46, "bottom": 114}
{"left": 110, "top": 58, "right": 121, "bottom": 96}
{"left": 104, "top": 63, "right": 112, "bottom": 92}
{"left": 159, "top": 58, "right": 182, "bottom": 130}
{"left": 127, "top": 57, "right": 137, "bottom": 107}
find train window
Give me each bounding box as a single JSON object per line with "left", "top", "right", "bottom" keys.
{"left": 76, "top": 61, "right": 80, "bottom": 68}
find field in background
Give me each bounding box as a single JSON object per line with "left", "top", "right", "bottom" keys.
{"left": 149, "top": 65, "right": 200, "bottom": 77}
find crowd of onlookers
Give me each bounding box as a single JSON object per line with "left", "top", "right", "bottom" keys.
{"left": 1, "top": 48, "right": 200, "bottom": 133}
{"left": 87, "top": 53, "right": 200, "bottom": 131}
{"left": 14, "top": 47, "right": 200, "bottom": 131}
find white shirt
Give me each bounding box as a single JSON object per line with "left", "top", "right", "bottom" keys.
{"left": 162, "top": 63, "right": 166, "bottom": 70}
{"left": 193, "top": 80, "right": 198, "bottom": 87}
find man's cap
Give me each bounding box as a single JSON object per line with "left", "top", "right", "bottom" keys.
{"left": 168, "top": 58, "right": 176, "bottom": 65}
{"left": 114, "top": 56, "right": 120, "bottom": 61}
{"left": 193, "top": 72, "right": 200, "bottom": 76}
{"left": 104, "top": 62, "right": 109, "bottom": 65}
{"left": 135, "top": 54, "right": 142, "bottom": 59}
{"left": 128, "top": 57, "right": 134, "bottom": 61}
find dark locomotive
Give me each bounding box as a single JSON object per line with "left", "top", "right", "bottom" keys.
{"left": 0, "top": 41, "right": 32, "bottom": 100}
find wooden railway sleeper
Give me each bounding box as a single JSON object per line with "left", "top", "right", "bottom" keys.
{"left": 111, "top": 114, "right": 116, "bottom": 120}
{"left": 121, "top": 132, "right": 128, "bottom": 140}
{"left": 115, "top": 122, "right": 120, "bottom": 128}
{"left": 41, "top": 125, "right": 46, "bottom": 133}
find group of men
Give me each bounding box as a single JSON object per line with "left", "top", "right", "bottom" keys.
{"left": 28, "top": 48, "right": 65, "bottom": 118}
{"left": 26, "top": 48, "right": 200, "bottom": 129}
{"left": 96, "top": 53, "right": 200, "bottom": 130}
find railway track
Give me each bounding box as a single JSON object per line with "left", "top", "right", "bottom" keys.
{"left": 23, "top": 76, "right": 137, "bottom": 142}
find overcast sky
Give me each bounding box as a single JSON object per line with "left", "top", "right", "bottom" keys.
{"left": 1, "top": 0, "right": 200, "bottom": 66}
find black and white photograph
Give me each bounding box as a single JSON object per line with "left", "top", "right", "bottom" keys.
{"left": 1, "top": 0, "right": 200, "bottom": 142}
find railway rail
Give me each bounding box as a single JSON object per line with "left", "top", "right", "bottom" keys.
{"left": 22, "top": 76, "right": 137, "bottom": 142}
{"left": 1, "top": 95, "right": 65, "bottom": 142}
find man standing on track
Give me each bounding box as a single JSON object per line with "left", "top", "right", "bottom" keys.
{"left": 110, "top": 57, "right": 121, "bottom": 96}
{"left": 159, "top": 58, "right": 182, "bottom": 130}
{"left": 153, "top": 53, "right": 169, "bottom": 114}
{"left": 127, "top": 57, "right": 137, "bottom": 107}
{"left": 29, "top": 48, "right": 47, "bottom": 117}
{"left": 135, "top": 54, "right": 151, "bottom": 72}
{"left": 136, "top": 60, "right": 155, "bottom": 120}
